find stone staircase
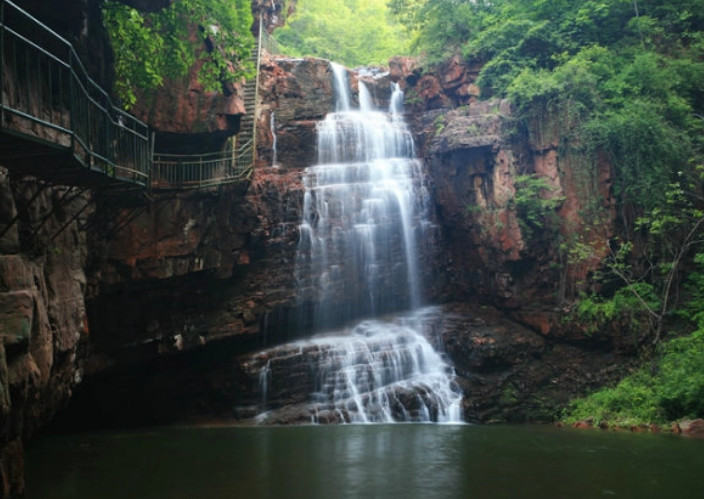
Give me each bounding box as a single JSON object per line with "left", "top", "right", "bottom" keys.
{"left": 233, "top": 45, "right": 260, "bottom": 167}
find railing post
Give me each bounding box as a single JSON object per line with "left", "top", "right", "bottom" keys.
{"left": 0, "top": 0, "right": 6, "bottom": 131}
{"left": 252, "top": 12, "right": 264, "bottom": 168}
{"left": 149, "top": 130, "right": 155, "bottom": 189}
{"left": 1, "top": 0, "right": 5, "bottom": 128}
{"left": 68, "top": 48, "right": 75, "bottom": 151}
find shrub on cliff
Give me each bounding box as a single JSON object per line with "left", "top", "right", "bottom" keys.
{"left": 103, "top": 0, "right": 254, "bottom": 109}
{"left": 565, "top": 326, "right": 704, "bottom": 426}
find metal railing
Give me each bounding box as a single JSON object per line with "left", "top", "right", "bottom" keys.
{"left": 0, "top": 0, "right": 271, "bottom": 192}
{"left": 152, "top": 139, "right": 253, "bottom": 189}
{"left": 260, "top": 26, "right": 280, "bottom": 56}
{"left": 0, "top": 0, "right": 150, "bottom": 185}
{"left": 150, "top": 13, "right": 269, "bottom": 190}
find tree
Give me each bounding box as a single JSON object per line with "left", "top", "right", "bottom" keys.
{"left": 273, "top": 0, "right": 411, "bottom": 67}
{"left": 103, "top": 0, "right": 254, "bottom": 109}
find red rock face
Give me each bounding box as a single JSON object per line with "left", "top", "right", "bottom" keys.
{"left": 131, "top": 36, "right": 246, "bottom": 136}
{"left": 88, "top": 57, "right": 384, "bottom": 357}
{"left": 128, "top": 0, "right": 293, "bottom": 137}
{"left": 256, "top": 54, "right": 336, "bottom": 168}
{"left": 674, "top": 419, "right": 704, "bottom": 437}
{"left": 398, "top": 57, "right": 617, "bottom": 340}
{"left": 391, "top": 55, "right": 481, "bottom": 109}
{"left": 0, "top": 176, "right": 90, "bottom": 496}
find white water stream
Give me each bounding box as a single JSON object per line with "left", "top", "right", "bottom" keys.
{"left": 256, "top": 63, "right": 462, "bottom": 423}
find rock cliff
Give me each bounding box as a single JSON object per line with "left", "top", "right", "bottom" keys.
{"left": 76, "top": 54, "right": 634, "bottom": 430}
{"left": 0, "top": 0, "right": 296, "bottom": 494}
{"left": 0, "top": 172, "right": 90, "bottom": 496}
{"left": 393, "top": 55, "right": 618, "bottom": 340}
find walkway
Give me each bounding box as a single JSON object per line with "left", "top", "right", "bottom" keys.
{"left": 0, "top": 0, "right": 150, "bottom": 188}
{"left": 0, "top": 0, "right": 269, "bottom": 192}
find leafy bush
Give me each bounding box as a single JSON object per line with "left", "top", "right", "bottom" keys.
{"left": 576, "top": 282, "right": 660, "bottom": 334}
{"left": 565, "top": 327, "right": 704, "bottom": 425}
{"left": 513, "top": 174, "right": 564, "bottom": 240}
{"left": 103, "top": 0, "right": 254, "bottom": 108}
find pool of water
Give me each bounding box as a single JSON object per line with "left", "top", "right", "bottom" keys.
{"left": 26, "top": 424, "right": 703, "bottom": 499}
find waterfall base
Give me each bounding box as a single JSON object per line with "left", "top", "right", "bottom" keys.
{"left": 238, "top": 308, "right": 463, "bottom": 424}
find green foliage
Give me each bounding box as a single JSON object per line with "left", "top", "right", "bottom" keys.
{"left": 679, "top": 253, "right": 704, "bottom": 325}
{"left": 391, "top": 0, "right": 704, "bottom": 428}
{"left": 567, "top": 250, "right": 704, "bottom": 426}
{"left": 103, "top": 0, "right": 254, "bottom": 109}
{"left": 576, "top": 282, "right": 660, "bottom": 335}
{"left": 393, "top": 0, "right": 704, "bottom": 212}
{"left": 657, "top": 328, "right": 704, "bottom": 419}
{"left": 273, "top": 0, "right": 411, "bottom": 67}
{"left": 565, "top": 327, "right": 704, "bottom": 425}
{"left": 388, "top": 0, "right": 492, "bottom": 62}
{"left": 513, "top": 174, "right": 564, "bottom": 240}
{"left": 433, "top": 115, "right": 445, "bottom": 135}
{"left": 565, "top": 369, "right": 664, "bottom": 426}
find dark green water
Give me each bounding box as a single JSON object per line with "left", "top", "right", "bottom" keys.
{"left": 26, "top": 424, "right": 703, "bottom": 499}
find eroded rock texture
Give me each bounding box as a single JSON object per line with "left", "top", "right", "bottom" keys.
{"left": 395, "top": 56, "right": 618, "bottom": 341}
{"left": 0, "top": 172, "right": 90, "bottom": 496}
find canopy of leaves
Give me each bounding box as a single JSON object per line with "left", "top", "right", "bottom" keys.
{"left": 390, "top": 1, "right": 704, "bottom": 210}
{"left": 103, "top": 0, "right": 254, "bottom": 109}
{"left": 273, "top": 0, "right": 411, "bottom": 67}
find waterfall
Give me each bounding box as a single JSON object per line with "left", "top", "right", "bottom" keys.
{"left": 270, "top": 111, "right": 278, "bottom": 168}
{"left": 390, "top": 82, "right": 404, "bottom": 115}
{"left": 331, "top": 62, "right": 351, "bottom": 112}
{"left": 359, "top": 82, "right": 374, "bottom": 112}
{"left": 251, "top": 63, "right": 463, "bottom": 424}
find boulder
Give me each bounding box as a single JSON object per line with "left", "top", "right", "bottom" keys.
{"left": 675, "top": 419, "right": 704, "bottom": 437}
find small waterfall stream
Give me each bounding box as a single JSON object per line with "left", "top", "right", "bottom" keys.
{"left": 270, "top": 111, "right": 278, "bottom": 168}
{"left": 249, "top": 63, "right": 462, "bottom": 424}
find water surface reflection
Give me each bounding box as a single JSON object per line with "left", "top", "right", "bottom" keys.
{"left": 27, "top": 424, "right": 704, "bottom": 499}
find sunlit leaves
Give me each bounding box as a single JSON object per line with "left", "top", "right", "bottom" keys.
{"left": 103, "top": 0, "right": 254, "bottom": 109}
{"left": 274, "top": 0, "right": 410, "bottom": 66}
{"left": 513, "top": 174, "right": 564, "bottom": 240}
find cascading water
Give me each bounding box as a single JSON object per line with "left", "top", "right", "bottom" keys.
{"left": 251, "top": 63, "right": 462, "bottom": 424}
{"left": 270, "top": 111, "right": 278, "bottom": 168}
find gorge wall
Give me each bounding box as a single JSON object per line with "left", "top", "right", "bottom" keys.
{"left": 0, "top": 1, "right": 640, "bottom": 496}
{"left": 78, "top": 53, "right": 633, "bottom": 429}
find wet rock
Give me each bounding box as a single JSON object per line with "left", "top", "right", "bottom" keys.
{"left": 0, "top": 179, "right": 89, "bottom": 497}
{"left": 0, "top": 439, "right": 24, "bottom": 498}
{"left": 675, "top": 419, "right": 704, "bottom": 437}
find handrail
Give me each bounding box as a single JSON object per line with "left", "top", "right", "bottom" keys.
{"left": 151, "top": 140, "right": 253, "bottom": 189}
{"left": 0, "top": 0, "right": 265, "bottom": 192}
{"left": 149, "top": 14, "right": 267, "bottom": 190}
{"left": 260, "top": 25, "right": 280, "bottom": 55}
{"left": 0, "top": 0, "right": 151, "bottom": 186}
